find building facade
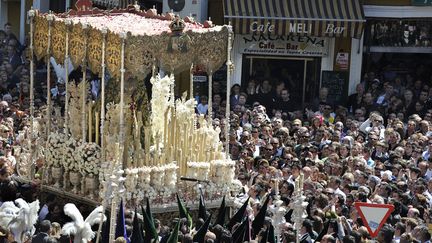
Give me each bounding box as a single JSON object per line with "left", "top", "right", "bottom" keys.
{"left": 222, "top": 0, "right": 365, "bottom": 107}
{"left": 362, "top": 0, "right": 432, "bottom": 89}
{"left": 0, "top": 0, "right": 72, "bottom": 45}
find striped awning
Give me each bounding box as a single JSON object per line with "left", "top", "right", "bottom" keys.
{"left": 223, "top": 0, "right": 365, "bottom": 38}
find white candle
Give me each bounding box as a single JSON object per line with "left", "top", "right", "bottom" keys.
{"left": 275, "top": 179, "right": 279, "bottom": 196}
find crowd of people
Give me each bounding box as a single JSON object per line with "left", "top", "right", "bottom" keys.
{"left": 2, "top": 18, "right": 432, "bottom": 243}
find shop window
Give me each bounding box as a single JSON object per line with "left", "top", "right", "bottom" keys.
{"left": 365, "top": 19, "right": 432, "bottom": 48}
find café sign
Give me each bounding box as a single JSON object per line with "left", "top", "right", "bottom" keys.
{"left": 249, "top": 22, "right": 346, "bottom": 35}
{"left": 241, "top": 34, "right": 329, "bottom": 57}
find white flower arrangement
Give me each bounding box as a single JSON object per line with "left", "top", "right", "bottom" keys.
{"left": 150, "top": 166, "right": 165, "bottom": 190}
{"left": 210, "top": 159, "right": 235, "bottom": 185}
{"left": 186, "top": 162, "right": 210, "bottom": 181}
{"left": 163, "top": 162, "right": 178, "bottom": 192}
{"left": 80, "top": 142, "right": 102, "bottom": 176}
{"left": 124, "top": 168, "right": 139, "bottom": 193}
{"left": 137, "top": 166, "right": 152, "bottom": 190}
{"left": 46, "top": 132, "right": 68, "bottom": 168}
{"left": 175, "top": 98, "right": 196, "bottom": 123}
{"left": 150, "top": 74, "right": 174, "bottom": 141}
{"left": 146, "top": 187, "right": 158, "bottom": 202}
{"left": 62, "top": 136, "right": 79, "bottom": 171}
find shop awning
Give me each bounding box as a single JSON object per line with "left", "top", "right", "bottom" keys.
{"left": 223, "top": 0, "right": 365, "bottom": 38}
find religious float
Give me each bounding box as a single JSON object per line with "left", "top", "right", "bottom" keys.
{"left": 17, "top": 1, "right": 243, "bottom": 237}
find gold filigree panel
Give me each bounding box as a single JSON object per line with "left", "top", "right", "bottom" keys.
{"left": 69, "top": 24, "right": 86, "bottom": 67}
{"left": 33, "top": 14, "right": 230, "bottom": 77}
{"left": 153, "top": 29, "right": 229, "bottom": 74}
{"left": 33, "top": 16, "right": 49, "bottom": 61}
{"left": 51, "top": 21, "right": 66, "bottom": 65}
{"left": 125, "top": 35, "right": 153, "bottom": 79}
{"left": 106, "top": 32, "right": 121, "bottom": 78}
{"left": 196, "top": 27, "right": 229, "bottom": 72}
{"left": 87, "top": 28, "right": 103, "bottom": 74}
{"left": 154, "top": 34, "right": 195, "bottom": 73}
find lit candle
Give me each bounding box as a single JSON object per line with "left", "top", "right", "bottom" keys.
{"left": 145, "top": 152, "right": 150, "bottom": 167}
{"left": 114, "top": 143, "right": 120, "bottom": 163}
{"left": 275, "top": 179, "right": 279, "bottom": 196}
{"left": 164, "top": 107, "right": 169, "bottom": 148}
{"left": 299, "top": 173, "right": 304, "bottom": 191}
{"left": 95, "top": 111, "right": 99, "bottom": 145}
{"left": 179, "top": 149, "right": 183, "bottom": 176}
{"left": 155, "top": 134, "right": 160, "bottom": 165}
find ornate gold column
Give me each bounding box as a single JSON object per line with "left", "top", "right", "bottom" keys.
{"left": 28, "top": 8, "right": 35, "bottom": 180}
{"left": 190, "top": 63, "right": 194, "bottom": 100}
{"left": 81, "top": 23, "right": 88, "bottom": 142}
{"left": 100, "top": 27, "right": 107, "bottom": 156}
{"left": 108, "top": 31, "right": 127, "bottom": 243}
{"left": 208, "top": 69, "right": 213, "bottom": 123}
{"left": 119, "top": 32, "right": 126, "bottom": 167}
{"left": 225, "top": 26, "right": 233, "bottom": 157}
{"left": 64, "top": 19, "right": 71, "bottom": 133}
{"left": 46, "top": 12, "right": 54, "bottom": 137}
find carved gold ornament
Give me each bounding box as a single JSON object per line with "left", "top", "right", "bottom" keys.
{"left": 51, "top": 21, "right": 66, "bottom": 64}
{"left": 69, "top": 24, "right": 87, "bottom": 67}
{"left": 196, "top": 27, "right": 229, "bottom": 72}
{"left": 33, "top": 15, "right": 49, "bottom": 61}
{"left": 106, "top": 32, "right": 121, "bottom": 78}
{"left": 125, "top": 35, "right": 154, "bottom": 79}
{"left": 87, "top": 28, "right": 103, "bottom": 74}
{"left": 33, "top": 12, "right": 229, "bottom": 78}
{"left": 156, "top": 34, "right": 194, "bottom": 73}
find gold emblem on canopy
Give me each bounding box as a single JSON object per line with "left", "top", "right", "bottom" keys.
{"left": 87, "top": 28, "right": 103, "bottom": 74}
{"left": 51, "top": 21, "right": 66, "bottom": 64}
{"left": 69, "top": 24, "right": 87, "bottom": 67}
{"left": 106, "top": 32, "right": 121, "bottom": 78}
{"left": 33, "top": 15, "right": 48, "bottom": 61}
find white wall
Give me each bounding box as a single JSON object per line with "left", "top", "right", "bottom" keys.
{"left": 33, "top": 0, "right": 50, "bottom": 13}
{"left": 230, "top": 35, "right": 243, "bottom": 86}
{"left": 319, "top": 37, "right": 335, "bottom": 87}
{"left": 349, "top": 34, "right": 364, "bottom": 95}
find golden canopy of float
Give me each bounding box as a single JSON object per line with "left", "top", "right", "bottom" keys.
{"left": 31, "top": 5, "right": 229, "bottom": 78}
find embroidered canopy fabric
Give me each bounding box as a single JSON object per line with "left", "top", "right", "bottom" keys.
{"left": 33, "top": 10, "right": 229, "bottom": 78}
